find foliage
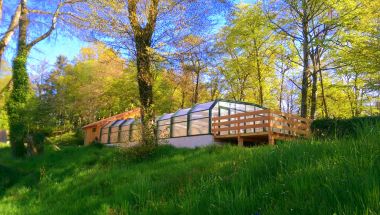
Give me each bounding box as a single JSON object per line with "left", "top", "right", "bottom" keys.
{"left": 47, "top": 132, "right": 84, "bottom": 146}
{"left": 6, "top": 47, "right": 31, "bottom": 157}
{"left": 116, "top": 144, "right": 160, "bottom": 163}
{"left": 311, "top": 116, "right": 380, "bottom": 138}
{"left": 0, "top": 124, "right": 378, "bottom": 214}
{"left": 218, "top": 3, "right": 280, "bottom": 108}
{"left": 0, "top": 70, "right": 11, "bottom": 130}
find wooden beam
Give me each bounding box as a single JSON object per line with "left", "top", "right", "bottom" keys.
{"left": 238, "top": 136, "right": 244, "bottom": 147}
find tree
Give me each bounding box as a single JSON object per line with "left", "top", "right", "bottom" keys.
{"left": 0, "top": 2, "right": 21, "bottom": 67}
{"left": 265, "top": 0, "right": 329, "bottom": 117}
{"left": 72, "top": 0, "right": 231, "bottom": 145}
{"left": 218, "top": 3, "right": 279, "bottom": 107}
{"left": 6, "top": 0, "right": 74, "bottom": 157}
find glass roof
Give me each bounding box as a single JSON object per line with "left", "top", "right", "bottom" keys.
{"left": 190, "top": 101, "right": 216, "bottom": 112}
{"left": 121, "top": 118, "right": 134, "bottom": 126}
{"left": 111, "top": 120, "right": 126, "bottom": 127}
{"left": 158, "top": 113, "right": 174, "bottom": 121}
{"left": 173, "top": 108, "right": 191, "bottom": 117}
{"left": 103, "top": 121, "right": 116, "bottom": 128}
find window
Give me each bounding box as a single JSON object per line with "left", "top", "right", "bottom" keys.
{"left": 158, "top": 118, "right": 171, "bottom": 138}
{"left": 119, "top": 119, "right": 133, "bottom": 143}
{"left": 189, "top": 118, "right": 209, "bottom": 135}
{"left": 172, "top": 122, "right": 187, "bottom": 137}
{"left": 92, "top": 127, "right": 96, "bottom": 132}
{"left": 171, "top": 108, "right": 190, "bottom": 137}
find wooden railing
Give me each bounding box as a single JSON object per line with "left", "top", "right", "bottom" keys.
{"left": 211, "top": 109, "right": 312, "bottom": 138}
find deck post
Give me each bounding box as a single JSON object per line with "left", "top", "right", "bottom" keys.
{"left": 238, "top": 136, "right": 244, "bottom": 147}
{"left": 268, "top": 110, "right": 275, "bottom": 145}
{"left": 268, "top": 135, "right": 275, "bottom": 145}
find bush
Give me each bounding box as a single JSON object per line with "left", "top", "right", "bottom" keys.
{"left": 311, "top": 116, "right": 380, "bottom": 138}
{"left": 116, "top": 144, "right": 159, "bottom": 162}
{"left": 47, "top": 132, "right": 84, "bottom": 146}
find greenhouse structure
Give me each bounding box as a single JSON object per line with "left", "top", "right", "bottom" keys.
{"left": 97, "top": 99, "right": 311, "bottom": 147}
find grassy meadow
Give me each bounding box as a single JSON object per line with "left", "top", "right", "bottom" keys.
{"left": 0, "top": 124, "right": 379, "bottom": 215}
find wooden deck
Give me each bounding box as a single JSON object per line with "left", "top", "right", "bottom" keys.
{"left": 211, "top": 109, "right": 312, "bottom": 146}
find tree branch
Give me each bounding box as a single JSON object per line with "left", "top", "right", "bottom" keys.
{"left": 27, "top": 0, "right": 64, "bottom": 49}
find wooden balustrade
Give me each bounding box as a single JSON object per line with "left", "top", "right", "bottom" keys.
{"left": 211, "top": 109, "right": 311, "bottom": 145}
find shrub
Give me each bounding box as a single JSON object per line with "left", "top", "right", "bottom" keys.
{"left": 116, "top": 144, "right": 158, "bottom": 163}
{"left": 47, "top": 132, "right": 84, "bottom": 146}
{"left": 311, "top": 116, "right": 380, "bottom": 138}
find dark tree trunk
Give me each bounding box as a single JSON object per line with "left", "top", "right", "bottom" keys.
{"left": 193, "top": 70, "right": 200, "bottom": 104}
{"left": 310, "top": 48, "right": 318, "bottom": 120}
{"left": 135, "top": 34, "right": 155, "bottom": 145}
{"left": 310, "top": 69, "right": 317, "bottom": 119}
{"left": 254, "top": 39, "right": 264, "bottom": 106}
{"left": 256, "top": 60, "right": 264, "bottom": 106}
{"left": 300, "top": 3, "right": 310, "bottom": 118}
{"left": 318, "top": 64, "right": 328, "bottom": 118}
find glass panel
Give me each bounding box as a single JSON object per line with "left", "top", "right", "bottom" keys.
{"left": 121, "top": 125, "right": 130, "bottom": 131}
{"left": 158, "top": 124, "right": 170, "bottom": 138}
{"left": 159, "top": 113, "right": 173, "bottom": 121}
{"left": 190, "top": 110, "right": 209, "bottom": 119}
{"left": 101, "top": 133, "right": 108, "bottom": 143}
{"left": 122, "top": 118, "right": 135, "bottom": 126}
{"left": 159, "top": 119, "right": 171, "bottom": 126}
{"left": 130, "top": 124, "right": 141, "bottom": 142}
{"left": 172, "top": 122, "right": 187, "bottom": 137}
{"left": 189, "top": 118, "right": 209, "bottom": 135}
{"left": 110, "top": 130, "right": 119, "bottom": 143}
{"left": 173, "top": 115, "right": 187, "bottom": 123}
{"left": 211, "top": 103, "right": 219, "bottom": 117}
{"left": 219, "top": 107, "right": 229, "bottom": 116}
{"left": 173, "top": 108, "right": 190, "bottom": 117}
{"left": 119, "top": 130, "right": 129, "bottom": 143}
{"left": 246, "top": 105, "right": 257, "bottom": 112}
{"left": 191, "top": 101, "right": 215, "bottom": 112}
{"left": 219, "top": 101, "right": 230, "bottom": 109}
{"left": 103, "top": 121, "right": 115, "bottom": 128}
{"left": 236, "top": 103, "right": 246, "bottom": 112}
{"left": 111, "top": 120, "right": 125, "bottom": 127}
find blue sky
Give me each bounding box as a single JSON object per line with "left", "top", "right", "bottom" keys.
{"left": 2, "top": 0, "right": 256, "bottom": 73}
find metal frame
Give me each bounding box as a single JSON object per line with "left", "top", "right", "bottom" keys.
{"left": 107, "top": 121, "right": 119, "bottom": 144}
{"left": 102, "top": 100, "right": 266, "bottom": 143}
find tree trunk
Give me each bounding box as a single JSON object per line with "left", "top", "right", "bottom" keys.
{"left": 279, "top": 63, "right": 285, "bottom": 111}
{"left": 318, "top": 65, "right": 328, "bottom": 118}
{"left": 0, "top": 3, "right": 21, "bottom": 67}
{"left": 310, "top": 48, "right": 318, "bottom": 120}
{"left": 300, "top": 5, "right": 310, "bottom": 118}
{"left": 6, "top": 0, "right": 30, "bottom": 157}
{"left": 310, "top": 69, "right": 317, "bottom": 119}
{"left": 254, "top": 39, "right": 264, "bottom": 106}
{"left": 135, "top": 34, "right": 156, "bottom": 145}
{"left": 128, "top": 0, "right": 158, "bottom": 145}
{"left": 193, "top": 70, "right": 200, "bottom": 104}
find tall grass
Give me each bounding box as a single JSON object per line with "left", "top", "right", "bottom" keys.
{"left": 0, "top": 124, "right": 379, "bottom": 215}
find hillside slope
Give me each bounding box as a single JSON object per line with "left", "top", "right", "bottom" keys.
{"left": 0, "top": 127, "right": 379, "bottom": 215}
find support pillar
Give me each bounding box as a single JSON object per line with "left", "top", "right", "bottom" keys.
{"left": 238, "top": 136, "right": 244, "bottom": 147}
{"left": 268, "top": 134, "right": 275, "bottom": 145}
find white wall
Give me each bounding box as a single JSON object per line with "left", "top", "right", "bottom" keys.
{"left": 162, "top": 135, "right": 216, "bottom": 148}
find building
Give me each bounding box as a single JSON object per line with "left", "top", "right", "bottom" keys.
{"left": 82, "top": 108, "right": 140, "bottom": 145}
{"left": 93, "top": 100, "right": 311, "bottom": 147}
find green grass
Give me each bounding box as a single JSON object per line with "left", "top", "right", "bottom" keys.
{"left": 0, "top": 125, "right": 379, "bottom": 215}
